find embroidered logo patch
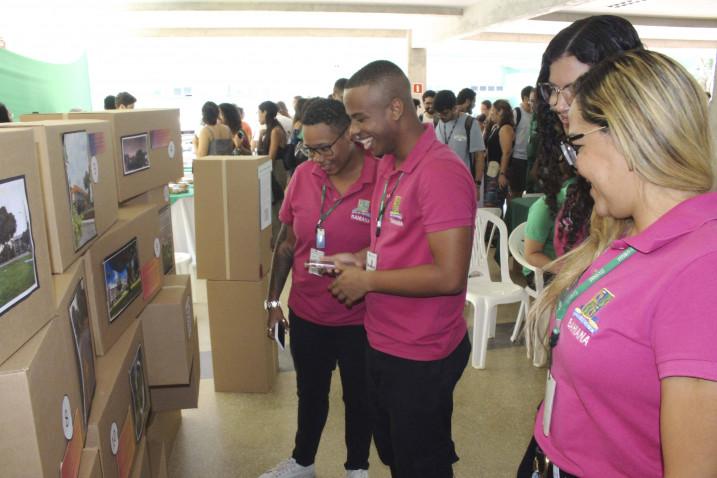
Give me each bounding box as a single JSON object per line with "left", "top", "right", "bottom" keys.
{"left": 568, "top": 288, "right": 615, "bottom": 346}
{"left": 351, "top": 199, "right": 371, "bottom": 223}
{"left": 389, "top": 196, "right": 403, "bottom": 226}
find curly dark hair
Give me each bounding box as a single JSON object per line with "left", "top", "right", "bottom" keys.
{"left": 301, "top": 97, "right": 350, "bottom": 133}
{"left": 534, "top": 15, "right": 643, "bottom": 252}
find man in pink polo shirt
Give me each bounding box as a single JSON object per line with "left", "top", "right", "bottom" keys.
{"left": 329, "top": 60, "right": 476, "bottom": 478}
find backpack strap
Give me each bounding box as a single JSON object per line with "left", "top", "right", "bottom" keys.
{"left": 464, "top": 114, "right": 475, "bottom": 175}
{"left": 514, "top": 107, "right": 521, "bottom": 127}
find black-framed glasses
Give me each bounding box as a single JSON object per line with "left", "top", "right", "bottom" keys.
{"left": 537, "top": 82, "right": 576, "bottom": 107}
{"left": 560, "top": 126, "right": 607, "bottom": 166}
{"left": 299, "top": 125, "right": 349, "bottom": 158}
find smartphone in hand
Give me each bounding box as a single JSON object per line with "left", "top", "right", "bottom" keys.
{"left": 274, "top": 321, "right": 286, "bottom": 350}
{"left": 304, "top": 261, "right": 338, "bottom": 275}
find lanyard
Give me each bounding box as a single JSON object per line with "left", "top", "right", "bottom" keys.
{"left": 441, "top": 120, "right": 458, "bottom": 144}
{"left": 549, "top": 246, "right": 637, "bottom": 360}
{"left": 316, "top": 184, "right": 343, "bottom": 229}
{"left": 375, "top": 172, "right": 405, "bottom": 238}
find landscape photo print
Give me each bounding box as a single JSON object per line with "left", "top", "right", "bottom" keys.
{"left": 102, "top": 238, "right": 142, "bottom": 323}
{"left": 128, "top": 344, "right": 151, "bottom": 442}
{"left": 62, "top": 130, "right": 97, "bottom": 250}
{"left": 0, "top": 175, "right": 39, "bottom": 317}
{"left": 69, "top": 277, "right": 96, "bottom": 431}
{"left": 121, "top": 133, "right": 150, "bottom": 176}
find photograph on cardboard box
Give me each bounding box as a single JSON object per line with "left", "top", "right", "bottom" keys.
{"left": 121, "top": 133, "right": 151, "bottom": 176}
{"left": 69, "top": 277, "right": 96, "bottom": 431}
{"left": 63, "top": 131, "right": 98, "bottom": 250}
{"left": 0, "top": 175, "right": 39, "bottom": 317}
{"left": 159, "top": 205, "right": 175, "bottom": 275}
{"left": 103, "top": 238, "right": 142, "bottom": 322}
{"left": 129, "top": 344, "right": 151, "bottom": 442}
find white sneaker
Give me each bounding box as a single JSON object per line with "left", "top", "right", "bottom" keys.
{"left": 346, "top": 470, "right": 368, "bottom": 478}
{"left": 258, "top": 458, "right": 315, "bottom": 478}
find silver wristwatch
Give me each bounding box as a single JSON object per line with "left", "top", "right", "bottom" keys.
{"left": 264, "top": 299, "right": 281, "bottom": 311}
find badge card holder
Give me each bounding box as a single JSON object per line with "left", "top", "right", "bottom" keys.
{"left": 366, "top": 251, "right": 378, "bottom": 272}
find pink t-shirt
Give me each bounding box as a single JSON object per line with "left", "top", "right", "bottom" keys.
{"left": 365, "top": 124, "right": 476, "bottom": 361}
{"left": 279, "top": 155, "right": 377, "bottom": 326}
{"left": 535, "top": 192, "right": 717, "bottom": 477}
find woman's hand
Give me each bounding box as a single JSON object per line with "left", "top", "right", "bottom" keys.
{"left": 329, "top": 265, "right": 371, "bottom": 307}
{"left": 498, "top": 172, "right": 509, "bottom": 189}
{"left": 323, "top": 252, "right": 366, "bottom": 270}
{"left": 266, "top": 307, "right": 289, "bottom": 339}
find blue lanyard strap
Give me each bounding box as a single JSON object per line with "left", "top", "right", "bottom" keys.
{"left": 375, "top": 172, "right": 404, "bottom": 238}
{"left": 549, "top": 246, "right": 637, "bottom": 352}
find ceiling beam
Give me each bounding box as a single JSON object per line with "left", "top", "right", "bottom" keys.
{"left": 424, "top": 0, "right": 591, "bottom": 44}
{"left": 132, "top": 27, "right": 409, "bottom": 38}
{"left": 463, "top": 31, "right": 717, "bottom": 48}
{"left": 534, "top": 12, "right": 717, "bottom": 29}
{"left": 126, "top": 2, "right": 464, "bottom": 16}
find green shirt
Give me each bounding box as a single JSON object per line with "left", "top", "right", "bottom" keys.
{"left": 523, "top": 177, "right": 575, "bottom": 275}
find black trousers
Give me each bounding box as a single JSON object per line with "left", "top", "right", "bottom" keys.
{"left": 516, "top": 436, "right": 579, "bottom": 478}
{"left": 508, "top": 157, "right": 528, "bottom": 197}
{"left": 367, "top": 334, "right": 471, "bottom": 478}
{"left": 289, "top": 310, "right": 371, "bottom": 470}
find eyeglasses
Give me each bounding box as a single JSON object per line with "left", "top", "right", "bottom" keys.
{"left": 559, "top": 126, "right": 607, "bottom": 166}
{"left": 299, "top": 125, "right": 348, "bottom": 158}
{"left": 537, "top": 82, "right": 576, "bottom": 107}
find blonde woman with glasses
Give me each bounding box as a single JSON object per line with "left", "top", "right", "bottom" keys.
{"left": 523, "top": 49, "right": 717, "bottom": 477}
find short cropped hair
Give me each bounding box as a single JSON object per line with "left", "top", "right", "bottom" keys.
{"left": 115, "top": 91, "right": 136, "bottom": 108}
{"left": 422, "top": 90, "right": 436, "bottom": 101}
{"left": 521, "top": 85, "right": 535, "bottom": 100}
{"left": 433, "top": 90, "right": 457, "bottom": 112}
{"left": 104, "top": 95, "right": 116, "bottom": 110}
{"left": 456, "top": 88, "right": 476, "bottom": 105}
{"left": 302, "top": 98, "right": 350, "bottom": 133}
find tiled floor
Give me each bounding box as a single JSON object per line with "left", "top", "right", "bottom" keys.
{"left": 169, "top": 268, "right": 545, "bottom": 478}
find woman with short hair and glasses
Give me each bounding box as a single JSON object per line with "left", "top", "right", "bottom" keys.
{"left": 524, "top": 48, "right": 717, "bottom": 478}
{"left": 530, "top": 15, "right": 643, "bottom": 265}
{"left": 261, "top": 98, "right": 376, "bottom": 478}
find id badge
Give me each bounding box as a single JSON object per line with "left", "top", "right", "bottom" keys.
{"left": 315, "top": 227, "right": 326, "bottom": 250}
{"left": 542, "top": 370, "right": 557, "bottom": 437}
{"left": 366, "top": 251, "right": 378, "bottom": 272}
{"left": 309, "top": 248, "right": 324, "bottom": 276}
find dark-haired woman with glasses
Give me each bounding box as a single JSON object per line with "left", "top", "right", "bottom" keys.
{"left": 261, "top": 98, "right": 376, "bottom": 478}
{"left": 531, "top": 15, "right": 643, "bottom": 260}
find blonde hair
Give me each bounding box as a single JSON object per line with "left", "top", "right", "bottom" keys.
{"left": 527, "top": 49, "right": 715, "bottom": 365}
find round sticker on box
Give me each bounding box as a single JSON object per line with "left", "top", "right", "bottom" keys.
{"left": 168, "top": 140, "right": 176, "bottom": 159}
{"left": 110, "top": 422, "right": 119, "bottom": 455}
{"left": 154, "top": 238, "right": 161, "bottom": 258}
{"left": 62, "top": 395, "right": 73, "bottom": 440}
{"left": 91, "top": 156, "right": 100, "bottom": 183}
{"left": 163, "top": 185, "right": 170, "bottom": 202}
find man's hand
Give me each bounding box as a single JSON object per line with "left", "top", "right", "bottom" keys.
{"left": 498, "top": 172, "right": 509, "bottom": 189}
{"left": 266, "top": 307, "right": 288, "bottom": 339}
{"left": 329, "top": 265, "right": 371, "bottom": 307}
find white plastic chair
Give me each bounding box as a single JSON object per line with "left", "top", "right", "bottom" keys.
{"left": 522, "top": 192, "right": 544, "bottom": 198}
{"left": 507, "top": 223, "right": 544, "bottom": 343}
{"left": 466, "top": 210, "right": 528, "bottom": 369}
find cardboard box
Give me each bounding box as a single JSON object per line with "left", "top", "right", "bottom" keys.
{"left": 68, "top": 110, "right": 183, "bottom": 203}
{"left": 122, "top": 185, "right": 170, "bottom": 210}
{"left": 0, "top": 128, "right": 54, "bottom": 365}
{"left": 146, "top": 410, "right": 182, "bottom": 459}
{"left": 149, "top": 318, "right": 199, "bottom": 411}
{"left": 140, "top": 274, "right": 194, "bottom": 386}
{"left": 0, "top": 120, "right": 119, "bottom": 273}
{"left": 79, "top": 448, "right": 102, "bottom": 478}
{"left": 87, "top": 320, "right": 151, "bottom": 478}
{"left": 194, "top": 156, "right": 273, "bottom": 281}
{"left": 207, "top": 277, "right": 277, "bottom": 393}
{"left": 53, "top": 256, "right": 99, "bottom": 438}
{"left": 20, "top": 113, "right": 66, "bottom": 121}
{"left": 123, "top": 186, "right": 175, "bottom": 275}
{"left": 130, "top": 437, "right": 151, "bottom": 478}
{"left": 0, "top": 316, "right": 83, "bottom": 478}
{"left": 148, "top": 440, "right": 168, "bottom": 478}
{"left": 84, "top": 204, "right": 164, "bottom": 355}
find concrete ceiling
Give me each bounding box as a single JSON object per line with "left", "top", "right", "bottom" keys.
{"left": 117, "top": 0, "right": 717, "bottom": 46}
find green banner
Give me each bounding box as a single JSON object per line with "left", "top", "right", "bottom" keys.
{"left": 0, "top": 49, "right": 91, "bottom": 118}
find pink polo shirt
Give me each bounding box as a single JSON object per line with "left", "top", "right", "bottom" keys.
{"left": 279, "top": 154, "right": 377, "bottom": 326}
{"left": 365, "top": 124, "right": 476, "bottom": 361}
{"left": 535, "top": 192, "right": 717, "bottom": 477}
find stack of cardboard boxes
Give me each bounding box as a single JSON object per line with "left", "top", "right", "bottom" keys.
{"left": 0, "top": 109, "right": 194, "bottom": 478}
{"left": 194, "top": 156, "right": 278, "bottom": 392}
